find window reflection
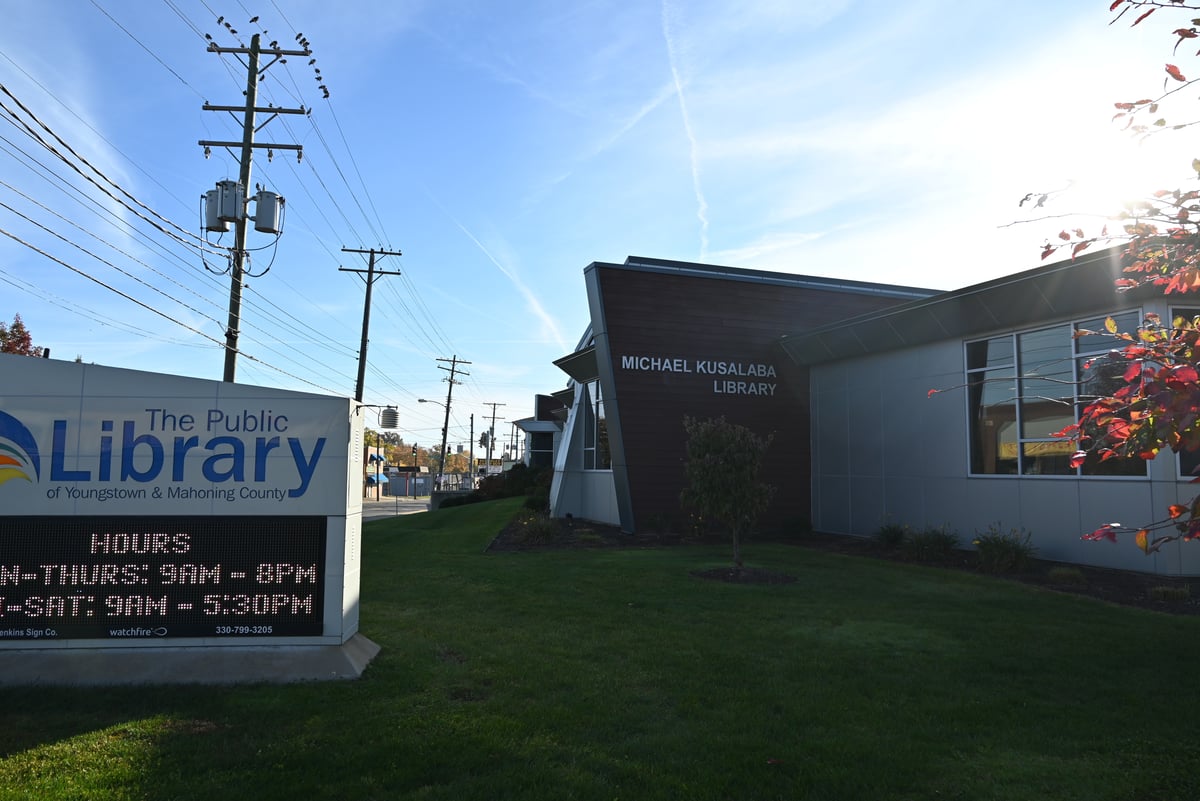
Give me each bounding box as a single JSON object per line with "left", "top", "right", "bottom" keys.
{"left": 967, "top": 314, "right": 1145, "bottom": 477}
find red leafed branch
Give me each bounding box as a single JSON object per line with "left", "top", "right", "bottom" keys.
{"left": 1065, "top": 312, "right": 1200, "bottom": 552}
{"left": 990, "top": 1, "right": 1200, "bottom": 554}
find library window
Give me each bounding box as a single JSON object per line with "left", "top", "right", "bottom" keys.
{"left": 581, "top": 380, "right": 611, "bottom": 470}
{"left": 1173, "top": 308, "right": 1200, "bottom": 481}
{"left": 966, "top": 311, "right": 1145, "bottom": 477}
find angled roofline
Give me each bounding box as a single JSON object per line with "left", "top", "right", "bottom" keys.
{"left": 583, "top": 256, "right": 939, "bottom": 301}
{"left": 778, "top": 245, "right": 1159, "bottom": 365}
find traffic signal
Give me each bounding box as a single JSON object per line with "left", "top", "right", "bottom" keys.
{"left": 411, "top": 443, "right": 418, "bottom": 459}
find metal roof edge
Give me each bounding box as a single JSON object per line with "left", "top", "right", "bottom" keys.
{"left": 579, "top": 256, "right": 937, "bottom": 300}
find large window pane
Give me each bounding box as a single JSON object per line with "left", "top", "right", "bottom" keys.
{"left": 1075, "top": 353, "right": 1147, "bottom": 476}
{"left": 1080, "top": 450, "right": 1146, "bottom": 476}
{"left": 969, "top": 368, "right": 1017, "bottom": 474}
{"left": 1075, "top": 311, "right": 1140, "bottom": 354}
{"left": 1019, "top": 325, "right": 1074, "bottom": 439}
{"left": 967, "top": 311, "right": 1147, "bottom": 479}
{"left": 1175, "top": 308, "right": 1200, "bottom": 481}
{"left": 966, "top": 336, "right": 1014, "bottom": 370}
{"left": 1020, "top": 441, "right": 1074, "bottom": 475}
{"left": 580, "top": 380, "right": 611, "bottom": 471}
{"left": 595, "top": 388, "right": 611, "bottom": 469}
{"left": 582, "top": 383, "right": 596, "bottom": 469}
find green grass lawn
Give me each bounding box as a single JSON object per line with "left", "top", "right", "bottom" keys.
{"left": 2, "top": 497, "right": 1199, "bottom": 800}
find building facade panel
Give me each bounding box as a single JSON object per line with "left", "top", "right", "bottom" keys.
{"left": 806, "top": 292, "right": 1200, "bottom": 575}
{"left": 583, "top": 259, "right": 929, "bottom": 532}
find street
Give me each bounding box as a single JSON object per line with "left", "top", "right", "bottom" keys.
{"left": 361, "top": 496, "right": 430, "bottom": 522}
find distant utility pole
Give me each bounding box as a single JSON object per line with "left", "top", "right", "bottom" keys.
{"left": 435, "top": 356, "right": 470, "bottom": 489}
{"left": 469, "top": 413, "right": 475, "bottom": 483}
{"left": 200, "top": 32, "right": 309, "bottom": 383}
{"left": 339, "top": 247, "right": 403, "bottom": 402}
{"left": 483, "top": 402, "right": 506, "bottom": 475}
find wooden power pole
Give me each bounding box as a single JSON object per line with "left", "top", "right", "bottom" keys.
{"left": 339, "top": 247, "right": 402, "bottom": 402}
{"left": 200, "top": 33, "right": 308, "bottom": 383}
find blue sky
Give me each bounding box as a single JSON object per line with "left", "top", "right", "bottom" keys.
{"left": 0, "top": 0, "right": 1194, "bottom": 452}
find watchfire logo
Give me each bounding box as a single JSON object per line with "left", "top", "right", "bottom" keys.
{"left": 0, "top": 410, "right": 41, "bottom": 486}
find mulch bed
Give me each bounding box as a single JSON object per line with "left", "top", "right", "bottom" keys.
{"left": 794, "top": 531, "right": 1200, "bottom": 616}
{"left": 488, "top": 518, "right": 1200, "bottom": 615}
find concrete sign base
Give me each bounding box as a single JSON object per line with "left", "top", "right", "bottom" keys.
{"left": 0, "top": 633, "right": 380, "bottom": 686}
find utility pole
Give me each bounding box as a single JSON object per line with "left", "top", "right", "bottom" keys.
{"left": 435, "top": 356, "right": 470, "bottom": 490}
{"left": 483, "top": 402, "right": 506, "bottom": 476}
{"left": 200, "top": 33, "right": 309, "bottom": 383}
{"left": 469, "top": 413, "right": 475, "bottom": 486}
{"left": 339, "top": 247, "right": 403, "bottom": 402}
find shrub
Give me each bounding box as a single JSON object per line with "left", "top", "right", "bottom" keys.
{"left": 973, "top": 524, "right": 1037, "bottom": 574}
{"left": 874, "top": 522, "right": 908, "bottom": 549}
{"left": 1148, "top": 584, "right": 1191, "bottom": 602}
{"left": 439, "top": 492, "right": 483, "bottom": 509}
{"left": 902, "top": 526, "right": 959, "bottom": 561}
{"left": 523, "top": 487, "right": 549, "bottom": 513}
{"left": 1046, "top": 566, "right": 1087, "bottom": 586}
{"left": 510, "top": 510, "right": 561, "bottom": 545}
{"left": 476, "top": 464, "right": 552, "bottom": 503}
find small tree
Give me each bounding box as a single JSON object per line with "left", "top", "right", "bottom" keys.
{"left": 1031, "top": 2, "right": 1200, "bottom": 551}
{"left": 0, "top": 314, "right": 38, "bottom": 356}
{"left": 681, "top": 415, "right": 775, "bottom": 567}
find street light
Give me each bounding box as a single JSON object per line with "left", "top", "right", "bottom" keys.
{"left": 418, "top": 398, "right": 450, "bottom": 492}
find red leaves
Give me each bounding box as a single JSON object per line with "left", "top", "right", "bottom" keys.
{"left": 1169, "top": 504, "right": 1189, "bottom": 519}
{"left": 1166, "top": 63, "right": 1187, "bottom": 82}
{"left": 1082, "top": 524, "right": 1120, "bottom": 543}
{"left": 1171, "top": 363, "right": 1200, "bottom": 384}
{"left": 1108, "top": 419, "right": 1132, "bottom": 440}
{"left": 1052, "top": 422, "right": 1080, "bottom": 438}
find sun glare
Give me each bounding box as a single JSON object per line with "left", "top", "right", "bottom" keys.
{"left": 1020, "top": 120, "right": 1200, "bottom": 236}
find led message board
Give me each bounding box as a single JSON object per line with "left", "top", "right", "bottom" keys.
{"left": 0, "top": 516, "right": 326, "bottom": 640}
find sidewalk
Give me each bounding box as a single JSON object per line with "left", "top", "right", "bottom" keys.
{"left": 361, "top": 496, "right": 430, "bottom": 521}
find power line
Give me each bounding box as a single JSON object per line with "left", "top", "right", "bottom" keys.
{"left": 0, "top": 85, "right": 215, "bottom": 252}
{"left": 91, "top": 0, "right": 205, "bottom": 99}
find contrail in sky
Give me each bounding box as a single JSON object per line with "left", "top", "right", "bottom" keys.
{"left": 661, "top": 0, "right": 710, "bottom": 258}
{"left": 450, "top": 217, "right": 569, "bottom": 354}
{"left": 420, "top": 184, "right": 568, "bottom": 352}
